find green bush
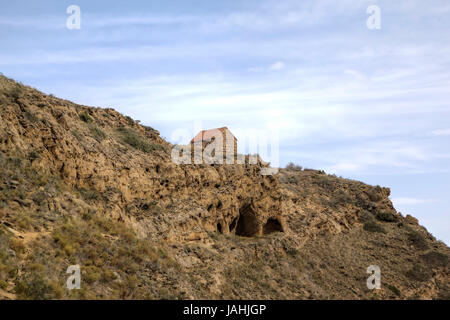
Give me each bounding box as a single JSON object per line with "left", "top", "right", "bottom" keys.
{"left": 407, "top": 231, "right": 429, "bottom": 250}
{"left": 88, "top": 124, "right": 106, "bottom": 142}
{"left": 78, "top": 188, "right": 103, "bottom": 202}
{"left": 27, "top": 150, "right": 40, "bottom": 161}
{"left": 363, "top": 221, "right": 386, "bottom": 233}
{"left": 8, "top": 85, "right": 23, "bottom": 101}
{"left": 367, "top": 187, "right": 383, "bottom": 202}
{"left": 330, "top": 190, "right": 352, "bottom": 207}
{"left": 358, "top": 210, "right": 374, "bottom": 223}
{"left": 0, "top": 279, "right": 8, "bottom": 290}
{"left": 15, "top": 274, "right": 55, "bottom": 300}
{"left": 24, "top": 111, "right": 39, "bottom": 123}
{"left": 285, "top": 162, "right": 302, "bottom": 171}
{"left": 125, "top": 116, "right": 135, "bottom": 126}
{"left": 32, "top": 191, "right": 47, "bottom": 206}
{"left": 387, "top": 284, "right": 401, "bottom": 296}
{"left": 421, "top": 251, "right": 448, "bottom": 268}
{"left": 286, "top": 175, "right": 301, "bottom": 185}
{"left": 79, "top": 112, "right": 93, "bottom": 123}
{"left": 376, "top": 211, "right": 397, "bottom": 222}
{"left": 117, "top": 127, "right": 164, "bottom": 153}
{"left": 405, "top": 263, "right": 431, "bottom": 282}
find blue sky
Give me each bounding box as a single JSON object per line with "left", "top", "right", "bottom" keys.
{"left": 1, "top": 0, "right": 449, "bottom": 244}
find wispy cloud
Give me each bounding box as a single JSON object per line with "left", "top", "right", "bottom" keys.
{"left": 391, "top": 197, "right": 437, "bottom": 205}
{"left": 431, "top": 128, "right": 450, "bottom": 136}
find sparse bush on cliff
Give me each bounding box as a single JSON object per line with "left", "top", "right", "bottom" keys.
{"left": 117, "top": 126, "right": 164, "bottom": 153}
{"left": 24, "top": 111, "right": 39, "bottom": 123}
{"left": 285, "top": 162, "right": 302, "bottom": 171}
{"left": 125, "top": 116, "right": 135, "bottom": 126}
{"left": 330, "top": 190, "right": 353, "bottom": 208}
{"left": 14, "top": 273, "right": 57, "bottom": 300}
{"left": 363, "top": 221, "right": 386, "bottom": 233}
{"left": 421, "top": 251, "right": 448, "bottom": 268}
{"left": 376, "top": 211, "right": 398, "bottom": 222}
{"left": 8, "top": 85, "right": 24, "bottom": 101}
{"left": 358, "top": 210, "right": 374, "bottom": 223}
{"left": 405, "top": 263, "right": 431, "bottom": 282}
{"left": 387, "top": 284, "right": 401, "bottom": 296}
{"left": 78, "top": 187, "right": 103, "bottom": 202}
{"left": 88, "top": 124, "right": 106, "bottom": 142}
{"left": 407, "top": 230, "right": 429, "bottom": 250}
{"left": 79, "top": 111, "right": 93, "bottom": 123}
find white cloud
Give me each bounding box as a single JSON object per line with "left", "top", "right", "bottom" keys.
{"left": 391, "top": 197, "right": 437, "bottom": 205}
{"left": 431, "top": 128, "right": 450, "bottom": 136}
{"left": 269, "top": 61, "right": 285, "bottom": 71}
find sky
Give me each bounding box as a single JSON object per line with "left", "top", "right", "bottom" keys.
{"left": 0, "top": 0, "right": 449, "bottom": 244}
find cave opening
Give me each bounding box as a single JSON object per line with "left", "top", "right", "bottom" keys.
{"left": 217, "top": 223, "right": 222, "bottom": 233}
{"left": 235, "top": 204, "right": 259, "bottom": 237}
{"left": 263, "top": 218, "right": 283, "bottom": 235}
{"left": 229, "top": 217, "right": 237, "bottom": 232}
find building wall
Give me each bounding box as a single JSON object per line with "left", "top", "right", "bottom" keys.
{"left": 190, "top": 129, "right": 237, "bottom": 163}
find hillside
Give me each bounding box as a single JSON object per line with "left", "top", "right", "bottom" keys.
{"left": 0, "top": 75, "right": 448, "bottom": 300}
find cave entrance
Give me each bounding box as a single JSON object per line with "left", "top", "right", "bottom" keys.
{"left": 235, "top": 204, "right": 259, "bottom": 237}
{"left": 229, "top": 217, "right": 237, "bottom": 233}
{"left": 263, "top": 218, "right": 283, "bottom": 235}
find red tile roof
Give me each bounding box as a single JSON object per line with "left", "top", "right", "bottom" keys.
{"left": 190, "top": 127, "right": 237, "bottom": 143}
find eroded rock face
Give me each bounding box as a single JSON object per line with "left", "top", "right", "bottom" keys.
{"left": 0, "top": 76, "right": 285, "bottom": 241}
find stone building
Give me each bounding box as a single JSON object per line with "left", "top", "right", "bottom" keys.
{"left": 190, "top": 127, "right": 237, "bottom": 162}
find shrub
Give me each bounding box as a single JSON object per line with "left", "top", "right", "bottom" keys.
{"left": 0, "top": 279, "right": 8, "bottom": 290}
{"left": 376, "top": 211, "right": 398, "bottom": 222}
{"left": 27, "top": 150, "right": 40, "bottom": 161}
{"left": 421, "top": 251, "right": 448, "bottom": 268}
{"left": 286, "top": 175, "right": 301, "bottom": 185}
{"left": 125, "top": 116, "right": 135, "bottom": 126}
{"left": 24, "top": 111, "right": 39, "bottom": 123}
{"left": 15, "top": 274, "right": 55, "bottom": 300}
{"left": 407, "top": 231, "right": 429, "bottom": 250}
{"left": 367, "top": 187, "right": 383, "bottom": 202}
{"left": 363, "top": 221, "right": 386, "bottom": 233}
{"left": 8, "top": 85, "right": 23, "bottom": 101}
{"left": 358, "top": 210, "right": 374, "bottom": 223}
{"left": 313, "top": 175, "right": 335, "bottom": 191}
{"left": 387, "top": 284, "right": 401, "bottom": 296}
{"left": 71, "top": 130, "right": 83, "bottom": 142}
{"left": 88, "top": 124, "right": 106, "bottom": 142}
{"left": 330, "top": 190, "right": 352, "bottom": 207}
{"left": 285, "top": 162, "right": 302, "bottom": 171}
{"left": 31, "top": 191, "right": 46, "bottom": 206}
{"left": 0, "top": 94, "right": 8, "bottom": 105}
{"left": 79, "top": 112, "right": 93, "bottom": 123}
{"left": 405, "top": 263, "right": 431, "bottom": 282}
{"left": 78, "top": 188, "right": 103, "bottom": 202}
{"left": 117, "top": 127, "right": 164, "bottom": 153}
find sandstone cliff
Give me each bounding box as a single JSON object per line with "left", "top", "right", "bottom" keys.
{"left": 0, "top": 75, "right": 448, "bottom": 299}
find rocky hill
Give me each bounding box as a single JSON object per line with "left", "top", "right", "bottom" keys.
{"left": 0, "top": 75, "right": 448, "bottom": 300}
